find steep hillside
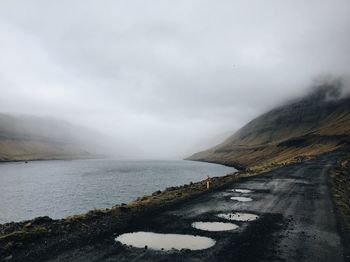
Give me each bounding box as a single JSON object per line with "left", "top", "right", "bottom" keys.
{"left": 0, "top": 114, "right": 95, "bottom": 161}
{"left": 187, "top": 84, "right": 350, "bottom": 170}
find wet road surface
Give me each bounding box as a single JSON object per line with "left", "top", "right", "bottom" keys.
{"left": 48, "top": 154, "right": 346, "bottom": 262}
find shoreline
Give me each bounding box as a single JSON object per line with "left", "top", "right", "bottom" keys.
{"left": 0, "top": 159, "right": 237, "bottom": 225}
{"left": 0, "top": 165, "right": 262, "bottom": 261}
{"left": 0, "top": 155, "right": 104, "bottom": 164}
{"left": 184, "top": 159, "right": 246, "bottom": 171}
{"left": 1, "top": 150, "right": 348, "bottom": 261}
{"left": 0, "top": 168, "right": 246, "bottom": 226}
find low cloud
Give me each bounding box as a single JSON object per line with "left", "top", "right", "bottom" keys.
{"left": 0, "top": 0, "right": 349, "bottom": 158}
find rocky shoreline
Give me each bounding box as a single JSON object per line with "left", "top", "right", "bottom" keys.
{"left": 0, "top": 166, "right": 263, "bottom": 261}
{"left": 1, "top": 150, "right": 348, "bottom": 261}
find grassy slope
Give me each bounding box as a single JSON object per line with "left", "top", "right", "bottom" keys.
{"left": 187, "top": 87, "right": 350, "bottom": 171}
{"left": 0, "top": 114, "right": 92, "bottom": 161}
{"left": 0, "top": 139, "right": 90, "bottom": 161}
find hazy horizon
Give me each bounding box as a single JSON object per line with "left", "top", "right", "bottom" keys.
{"left": 1, "top": 0, "right": 350, "bottom": 159}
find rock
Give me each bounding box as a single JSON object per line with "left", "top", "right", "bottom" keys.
{"left": 4, "top": 241, "right": 14, "bottom": 249}
{"left": 152, "top": 190, "right": 161, "bottom": 196}
{"left": 3, "top": 255, "right": 13, "bottom": 261}
{"left": 32, "top": 216, "right": 52, "bottom": 224}
{"left": 24, "top": 222, "right": 32, "bottom": 228}
{"left": 119, "top": 206, "right": 129, "bottom": 212}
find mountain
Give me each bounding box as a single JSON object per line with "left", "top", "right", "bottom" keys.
{"left": 187, "top": 83, "right": 350, "bottom": 170}
{"left": 0, "top": 114, "right": 99, "bottom": 161}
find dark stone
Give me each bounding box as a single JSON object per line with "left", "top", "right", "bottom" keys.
{"left": 32, "top": 216, "right": 52, "bottom": 224}
{"left": 152, "top": 190, "right": 162, "bottom": 196}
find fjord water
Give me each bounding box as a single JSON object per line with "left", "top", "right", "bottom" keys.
{"left": 0, "top": 159, "right": 235, "bottom": 223}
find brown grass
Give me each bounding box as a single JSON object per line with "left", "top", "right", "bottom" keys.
{"left": 0, "top": 139, "right": 90, "bottom": 161}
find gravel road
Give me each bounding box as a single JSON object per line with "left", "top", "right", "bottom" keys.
{"left": 47, "top": 153, "right": 347, "bottom": 262}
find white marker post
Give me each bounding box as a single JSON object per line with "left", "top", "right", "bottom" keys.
{"left": 206, "top": 176, "right": 210, "bottom": 189}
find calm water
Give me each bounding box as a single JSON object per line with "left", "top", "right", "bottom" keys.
{"left": 0, "top": 159, "right": 235, "bottom": 223}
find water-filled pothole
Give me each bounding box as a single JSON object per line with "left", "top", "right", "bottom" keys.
{"left": 231, "top": 196, "right": 253, "bottom": 202}
{"left": 232, "top": 189, "right": 252, "bottom": 193}
{"left": 217, "top": 212, "right": 259, "bottom": 221}
{"left": 192, "top": 221, "right": 239, "bottom": 231}
{"left": 115, "top": 231, "right": 216, "bottom": 251}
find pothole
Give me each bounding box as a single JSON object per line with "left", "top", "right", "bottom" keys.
{"left": 192, "top": 221, "right": 239, "bottom": 231}
{"left": 217, "top": 212, "right": 259, "bottom": 221}
{"left": 232, "top": 189, "right": 252, "bottom": 193}
{"left": 231, "top": 196, "right": 253, "bottom": 202}
{"left": 115, "top": 231, "right": 216, "bottom": 251}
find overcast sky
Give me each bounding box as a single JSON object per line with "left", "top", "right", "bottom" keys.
{"left": 0, "top": 0, "right": 349, "bottom": 159}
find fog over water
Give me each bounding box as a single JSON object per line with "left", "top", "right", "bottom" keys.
{"left": 0, "top": 0, "right": 349, "bottom": 159}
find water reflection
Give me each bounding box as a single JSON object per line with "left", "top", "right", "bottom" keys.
{"left": 115, "top": 231, "right": 216, "bottom": 251}
{"left": 192, "top": 221, "right": 239, "bottom": 231}
{"left": 217, "top": 212, "right": 259, "bottom": 221}
{"left": 232, "top": 189, "right": 252, "bottom": 193}
{"left": 231, "top": 196, "right": 253, "bottom": 202}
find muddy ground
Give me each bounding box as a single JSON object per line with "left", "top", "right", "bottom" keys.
{"left": 1, "top": 151, "right": 349, "bottom": 262}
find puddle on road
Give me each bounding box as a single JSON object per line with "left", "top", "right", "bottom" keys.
{"left": 192, "top": 221, "right": 239, "bottom": 231}
{"left": 217, "top": 212, "right": 259, "bottom": 221}
{"left": 115, "top": 231, "right": 216, "bottom": 251}
{"left": 231, "top": 196, "right": 253, "bottom": 202}
{"left": 232, "top": 189, "right": 252, "bottom": 193}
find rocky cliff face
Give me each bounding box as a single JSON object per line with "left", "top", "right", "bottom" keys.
{"left": 187, "top": 84, "right": 350, "bottom": 169}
